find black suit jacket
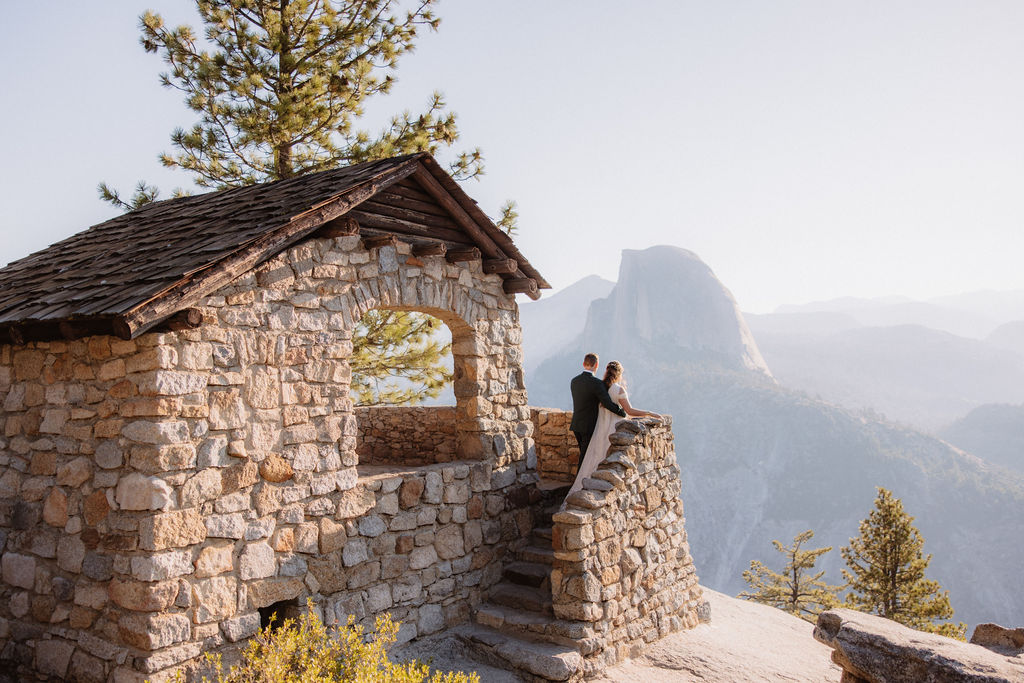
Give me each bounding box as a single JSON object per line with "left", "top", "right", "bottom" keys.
{"left": 569, "top": 371, "right": 627, "bottom": 435}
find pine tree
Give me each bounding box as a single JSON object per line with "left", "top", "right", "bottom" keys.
{"left": 100, "top": 0, "right": 513, "bottom": 222}
{"left": 841, "top": 487, "right": 967, "bottom": 639}
{"left": 100, "top": 1, "right": 515, "bottom": 404}
{"left": 739, "top": 530, "right": 841, "bottom": 622}
{"left": 349, "top": 310, "right": 451, "bottom": 405}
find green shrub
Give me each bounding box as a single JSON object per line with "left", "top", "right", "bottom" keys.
{"left": 176, "top": 607, "right": 479, "bottom": 683}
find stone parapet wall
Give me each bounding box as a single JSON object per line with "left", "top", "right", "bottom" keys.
{"left": 530, "top": 408, "right": 577, "bottom": 482}
{"left": 549, "top": 417, "right": 707, "bottom": 677}
{"left": 356, "top": 406, "right": 458, "bottom": 466}
{"left": 0, "top": 235, "right": 534, "bottom": 681}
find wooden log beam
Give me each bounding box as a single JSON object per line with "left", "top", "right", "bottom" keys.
{"left": 502, "top": 278, "right": 539, "bottom": 296}
{"left": 315, "top": 215, "right": 360, "bottom": 238}
{"left": 412, "top": 243, "right": 447, "bottom": 257}
{"left": 361, "top": 198, "right": 460, "bottom": 229}
{"left": 483, "top": 258, "right": 518, "bottom": 275}
{"left": 111, "top": 317, "right": 134, "bottom": 341}
{"left": 374, "top": 190, "right": 450, "bottom": 218}
{"left": 446, "top": 247, "right": 481, "bottom": 263}
{"left": 7, "top": 324, "right": 24, "bottom": 345}
{"left": 361, "top": 234, "right": 398, "bottom": 250}
{"left": 58, "top": 321, "right": 86, "bottom": 340}
{"left": 412, "top": 168, "right": 504, "bottom": 260}
{"left": 160, "top": 308, "right": 203, "bottom": 332}
{"left": 348, "top": 210, "right": 469, "bottom": 244}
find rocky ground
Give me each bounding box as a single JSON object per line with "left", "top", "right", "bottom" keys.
{"left": 395, "top": 588, "right": 842, "bottom": 682}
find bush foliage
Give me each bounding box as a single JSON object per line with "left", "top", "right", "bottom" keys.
{"left": 177, "top": 607, "right": 478, "bottom": 683}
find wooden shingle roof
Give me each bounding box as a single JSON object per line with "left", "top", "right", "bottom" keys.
{"left": 0, "top": 153, "right": 547, "bottom": 344}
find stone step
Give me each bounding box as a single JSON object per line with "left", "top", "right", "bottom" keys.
{"left": 489, "top": 581, "right": 552, "bottom": 615}
{"left": 455, "top": 623, "right": 584, "bottom": 682}
{"left": 473, "top": 602, "right": 590, "bottom": 646}
{"left": 519, "top": 544, "right": 555, "bottom": 566}
{"left": 538, "top": 504, "right": 563, "bottom": 526}
{"left": 503, "top": 560, "right": 551, "bottom": 588}
{"left": 533, "top": 526, "right": 553, "bottom": 543}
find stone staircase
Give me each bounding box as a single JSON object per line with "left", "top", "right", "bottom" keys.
{"left": 456, "top": 499, "right": 586, "bottom": 682}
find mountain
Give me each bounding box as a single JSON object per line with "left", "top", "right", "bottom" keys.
{"left": 577, "top": 246, "right": 771, "bottom": 377}
{"left": 986, "top": 320, "right": 1024, "bottom": 353}
{"left": 518, "top": 275, "right": 614, "bottom": 374}
{"left": 931, "top": 290, "right": 1024, "bottom": 329}
{"left": 747, "top": 322, "right": 1024, "bottom": 430}
{"left": 774, "top": 296, "right": 1005, "bottom": 339}
{"left": 525, "top": 246, "right": 1024, "bottom": 629}
{"left": 940, "top": 404, "right": 1024, "bottom": 474}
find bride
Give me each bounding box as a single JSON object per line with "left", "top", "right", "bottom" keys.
{"left": 566, "top": 361, "right": 661, "bottom": 497}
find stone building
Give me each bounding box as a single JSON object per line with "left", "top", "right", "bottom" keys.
{"left": 0, "top": 153, "right": 705, "bottom": 681}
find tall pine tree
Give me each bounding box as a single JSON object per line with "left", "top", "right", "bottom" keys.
{"left": 739, "top": 530, "right": 841, "bottom": 622}
{"left": 100, "top": 1, "right": 515, "bottom": 403}
{"left": 842, "top": 488, "right": 966, "bottom": 639}
{"left": 100, "top": 0, "right": 513, "bottom": 219}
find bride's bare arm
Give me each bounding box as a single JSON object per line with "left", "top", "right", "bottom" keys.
{"left": 618, "top": 395, "right": 660, "bottom": 419}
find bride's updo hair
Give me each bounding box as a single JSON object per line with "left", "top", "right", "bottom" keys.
{"left": 603, "top": 361, "right": 623, "bottom": 388}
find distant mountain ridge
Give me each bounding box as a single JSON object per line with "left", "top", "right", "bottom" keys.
{"left": 940, "top": 403, "right": 1024, "bottom": 474}
{"left": 524, "top": 246, "right": 1024, "bottom": 628}
{"left": 747, "top": 321, "right": 1024, "bottom": 430}
{"left": 774, "top": 291, "right": 1024, "bottom": 339}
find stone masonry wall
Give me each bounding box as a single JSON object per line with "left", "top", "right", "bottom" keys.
{"left": 0, "top": 234, "right": 537, "bottom": 681}
{"left": 356, "top": 406, "right": 457, "bottom": 467}
{"left": 530, "top": 408, "right": 577, "bottom": 482}
{"left": 550, "top": 416, "right": 707, "bottom": 677}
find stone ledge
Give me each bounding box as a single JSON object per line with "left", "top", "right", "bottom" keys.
{"left": 814, "top": 608, "right": 1024, "bottom": 683}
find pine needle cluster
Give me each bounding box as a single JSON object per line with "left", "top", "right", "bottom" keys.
{"left": 350, "top": 309, "right": 452, "bottom": 405}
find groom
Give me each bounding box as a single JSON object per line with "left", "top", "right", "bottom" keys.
{"left": 569, "top": 352, "right": 627, "bottom": 475}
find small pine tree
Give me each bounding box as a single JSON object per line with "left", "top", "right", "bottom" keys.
{"left": 739, "top": 529, "right": 841, "bottom": 622}
{"left": 349, "top": 309, "right": 452, "bottom": 405}
{"left": 842, "top": 487, "right": 967, "bottom": 639}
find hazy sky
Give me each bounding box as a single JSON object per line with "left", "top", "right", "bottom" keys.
{"left": 2, "top": 1, "right": 1023, "bottom": 313}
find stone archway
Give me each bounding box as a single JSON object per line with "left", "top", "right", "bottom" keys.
{"left": 326, "top": 238, "right": 529, "bottom": 467}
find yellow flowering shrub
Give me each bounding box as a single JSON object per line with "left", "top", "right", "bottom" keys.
{"left": 175, "top": 607, "right": 479, "bottom": 683}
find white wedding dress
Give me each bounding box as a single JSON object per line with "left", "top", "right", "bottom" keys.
{"left": 567, "top": 383, "right": 627, "bottom": 496}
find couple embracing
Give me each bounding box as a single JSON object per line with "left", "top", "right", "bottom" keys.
{"left": 567, "top": 353, "right": 661, "bottom": 496}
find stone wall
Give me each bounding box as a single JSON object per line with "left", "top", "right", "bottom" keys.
{"left": 530, "top": 408, "right": 577, "bottom": 482}
{"left": 549, "top": 416, "right": 707, "bottom": 677}
{"left": 356, "top": 406, "right": 458, "bottom": 467}
{"left": 0, "top": 235, "right": 536, "bottom": 681}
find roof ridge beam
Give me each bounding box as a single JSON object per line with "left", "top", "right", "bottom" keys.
{"left": 410, "top": 167, "right": 506, "bottom": 262}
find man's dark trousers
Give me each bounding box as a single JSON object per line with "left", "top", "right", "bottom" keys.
{"left": 568, "top": 371, "right": 627, "bottom": 476}
{"left": 571, "top": 430, "right": 591, "bottom": 477}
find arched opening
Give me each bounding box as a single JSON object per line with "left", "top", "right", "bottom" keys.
{"left": 349, "top": 309, "right": 454, "bottom": 408}
{"left": 350, "top": 306, "right": 477, "bottom": 471}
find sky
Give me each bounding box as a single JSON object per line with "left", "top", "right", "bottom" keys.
{"left": 2, "top": 1, "right": 1023, "bottom": 313}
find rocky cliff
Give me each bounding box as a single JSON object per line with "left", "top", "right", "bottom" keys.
{"left": 578, "top": 246, "right": 771, "bottom": 376}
